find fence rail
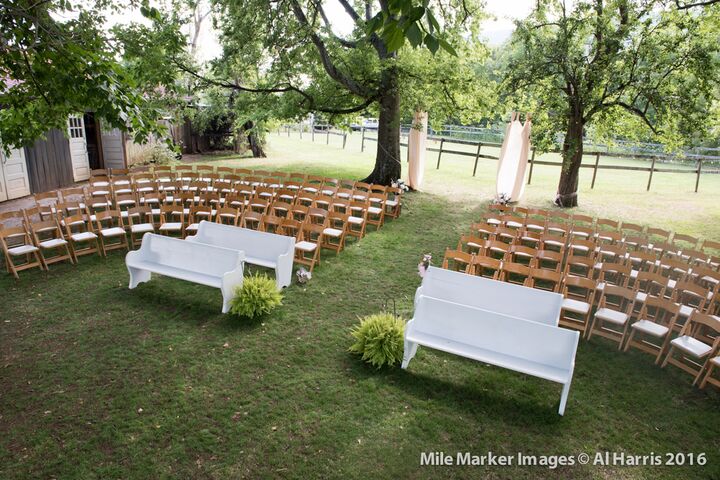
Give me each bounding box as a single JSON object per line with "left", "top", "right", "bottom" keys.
{"left": 277, "top": 124, "right": 719, "bottom": 192}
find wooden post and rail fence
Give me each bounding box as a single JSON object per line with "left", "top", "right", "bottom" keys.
{"left": 278, "top": 124, "right": 718, "bottom": 192}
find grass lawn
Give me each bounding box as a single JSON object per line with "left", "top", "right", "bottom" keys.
{"left": 1, "top": 134, "right": 719, "bottom": 479}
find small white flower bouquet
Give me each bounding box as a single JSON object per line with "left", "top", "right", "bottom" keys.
{"left": 418, "top": 253, "right": 432, "bottom": 278}
{"left": 296, "top": 267, "right": 312, "bottom": 284}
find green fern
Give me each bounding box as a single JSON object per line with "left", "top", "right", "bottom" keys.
{"left": 349, "top": 313, "right": 405, "bottom": 369}
{"left": 230, "top": 274, "right": 283, "bottom": 318}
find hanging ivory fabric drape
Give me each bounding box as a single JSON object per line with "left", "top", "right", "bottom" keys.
{"left": 495, "top": 112, "right": 532, "bottom": 202}
{"left": 408, "top": 110, "right": 428, "bottom": 190}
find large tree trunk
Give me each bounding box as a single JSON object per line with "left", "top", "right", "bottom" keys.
{"left": 555, "top": 113, "right": 584, "bottom": 208}
{"left": 243, "top": 121, "right": 266, "bottom": 158}
{"left": 362, "top": 66, "right": 401, "bottom": 185}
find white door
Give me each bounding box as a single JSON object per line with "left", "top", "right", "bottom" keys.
{"left": 68, "top": 115, "right": 90, "bottom": 181}
{"left": 0, "top": 157, "right": 6, "bottom": 202}
{"left": 100, "top": 122, "right": 126, "bottom": 170}
{"left": 0, "top": 147, "right": 31, "bottom": 200}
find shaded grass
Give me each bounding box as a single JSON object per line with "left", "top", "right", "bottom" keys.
{"left": 1, "top": 136, "right": 719, "bottom": 479}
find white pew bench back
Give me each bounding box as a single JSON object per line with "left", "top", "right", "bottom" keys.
{"left": 416, "top": 266, "right": 563, "bottom": 326}
{"left": 404, "top": 295, "right": 579, "bottom": 414}
{"left": 126, "top": 233, "right": 245, "bottom": 313}
{"left": 187, "top": 221, "right": 294, "bottom": 288}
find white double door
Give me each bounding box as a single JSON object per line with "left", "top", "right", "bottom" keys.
{"left": 0, "top": 147, "right": 31, "bottom": 202}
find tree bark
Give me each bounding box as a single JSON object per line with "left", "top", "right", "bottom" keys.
{"left": 361, "top": 66, "right": 401, "bottom": 185}
{"left": 243, "top": 121, "right": 266, "bottom": 157}
{"left": 555, "top": 113, "right": 584, "bottom": 208}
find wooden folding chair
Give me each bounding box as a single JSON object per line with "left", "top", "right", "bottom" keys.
{"left": 622, "top": 222, "right": 645, "bottom": 237}
{"left": 672, "top": 233, "right": 700, "bottom": 252}
{"left": 248, "top": 197, "right": 270, "bottom": 215}
{"left": 540, "top": 232, "right": 566, "bottom": 254}
{"left": 588, "top": 285, "right": 636, "bottom": 347}
{"left": 94, "top": 210, "right": 128, "bottom": 256}
{"left": 458, "top": 235, "right": 488, "bottom": 256}
{"left": 0, "top": 227, "right": 45, "bottom": 278}
{"left": 499, "top": 262, "right": 532, "bottom": 287}
{"left": 564, "top": 255, "right": 595, "bottom": 279}
{"left": 524, "top": 208, "right": 547, "bottom": 233}
{"left": 469, "top": 255, "right": 502, "bottom": 279}
{"left": 312, "top": 195, "right": 334, "bottom": 211}
{"left": 385, "top": 187, "right": 402, "bottom": 218}
{"left": 442, "top": 249, "right": 473, "bottom": 273}
{"left": 535, "top": 249, "right": 563, "bottom": 272}
{"left": 366, "top": 193, "right": 387, "bottom": 230}
{"left": 126, "top": 206, "right": 155, "bottom": 248}
{"left": 307, "top": 207, "right": 328, "bottom": 226}
{"left": 623, "top": 296, "right": 680, "bottom": 363}
{"left": 61, "top": 212, "right": 100, "bottom": 260}
{"left": 596, "top": 218, "right": 620, "bottom": 232}
{"left": 661, "top": 311, "right": 720, "bottom": 385}
{"left": 33, "top": 191, "right": 60, "bottom": 220}
{"left": 215, "top": 206, "right": 241, "bottom": 226}
{"left": 596, "top": 262, "right": 633, "bottom": 288}
{"left": 518, "top": 229, "right": 542, "bottom": 249}
{"left": 262, "top": 215, "right": 283, "bottom": 234}
{"left": 111, "top": 175, "right": 133, "bottom": 196}
{"left": 597, "top": 243, "right": 628, "bottom": 264}
{"left": 560, "top": 275, "right": 596, "bottom": 336}
{"left": 493, "top": 226, "right": 518, "bottom": 244}
{"left": 484, "top": 240, "right": 511, "bottom": 261}
{"left": 571, "top": 213, "right": 594, "bottom": 231}
{"left": 279, "top": 218, "right": 301, "bottom": 239}
{"left": 28, "top": 218, "right": 74, "bottom": 268}
{"left": 529, "top": 268, "right": 561, "bottom": 292}
{"left": 501, "top": 214, "right": 524, "bottom": 230}
{"left": 240, "top": 211, "right": 264, "bottom": 231}
{"left": 568, "top": 237, "right": 597, "bottom": 258}
{"left": 186, "top": 205, "right": 214, "bottom": 236}
{"left": 295, "top": 223, "right": 324, "bottom": 271}
{"left": 346, "top": 201, "right": 367, "bottom": 241}
{"left": 627, "top": 250, "right": 658, "bottom": 274}
{"left": 290, "top": 204, "right": 309, "bottom": 223}
{"left": 158, "top": 204, "right": 185, "bottom": 238}
{"left": 699, "top": 356, "right": 720, "bottom": 390}
{"left": 322, "top": 212, "right": 348, "bottom": 254}
{"left": 657, "top": 258, "right": 691, "bottom": 282}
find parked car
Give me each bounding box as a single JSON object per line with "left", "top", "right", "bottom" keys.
{"left": 362, "top": 118, "right": 379, "bottom": 130}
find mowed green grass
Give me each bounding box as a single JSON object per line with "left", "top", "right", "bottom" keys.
{"left": 0, "top": 133, "right": 718, "bottom": 479}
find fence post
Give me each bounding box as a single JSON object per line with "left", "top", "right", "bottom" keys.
{"left": 326, "top": 129, "right": 330, "bottom": 145}
{"left": 361, "top": 127, "right": 365, "bottom": 152}
{"left": 695, "top": 159, "right": 702, "bottom": 193}
{"left": 527, "top": 149, "right": 536, "bottom": 185}
{"left": 342, "top": 132, "right": 347, "bottom": 149}
{"left": 472, "top": 142, "right": 483, "bottom": 177}
{"left": 436, "top": 138, "right": 445, "bottom": 169}
{"left": 287, "top": 126, "right": 290, "bottom": 137}
{"left": 299, "top": 124, "right": 302, "bottom": 139}
{"left": 590, "top": 152, "right": 600, "bottom": 189}
{"left": 647, "top": 157, "right": 656, "bottom": 191}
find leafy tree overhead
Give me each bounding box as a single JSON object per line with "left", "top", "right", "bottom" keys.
{"left": 0, "top": 0, "right": 164, "bottom": 151}
{"left": 171, "top": 0, "right": 491, "bottom": 184}
{"left": 505, "top": 0, "right": 720, "bottom": 207}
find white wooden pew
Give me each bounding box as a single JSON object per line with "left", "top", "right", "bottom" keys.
{"left": 403, "top": 295, "right": 580, "bottom": 415}
{"left": 416, "top": 266, "right": 563, "bottom": 326}
{"left": 126, "top": 233, "right": 245, "bottom": 313}
{"left": 186, "top": 221, "right": 294, "bottom": 289}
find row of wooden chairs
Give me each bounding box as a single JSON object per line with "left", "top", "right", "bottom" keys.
{"left": 488, "top": 204, "right": 720, "bottom": 258}
{"left": 440, "top": 250, "right": 720, "bottom": 390}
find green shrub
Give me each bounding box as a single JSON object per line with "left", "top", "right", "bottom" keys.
{"left": 230, "top": 274, "right": 283, "bottom": 318}
{"left": 349, "top": 313, "right": 405, "bottom": 369}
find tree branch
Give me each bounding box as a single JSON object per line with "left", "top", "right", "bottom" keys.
{"left": 675, "top": 0, "right": 720, "bottom": 9}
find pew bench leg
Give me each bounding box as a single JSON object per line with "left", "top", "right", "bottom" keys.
{"left": 401, "top": 341, "right": 418, "bottom": 369}
{"left": 558, "top": 380, "right": 572, "bottom": 416}
{"left": 128, "top": 267, "right": 152, "bottom": 289}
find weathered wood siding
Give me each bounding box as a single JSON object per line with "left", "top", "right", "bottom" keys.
{"left": 24, "top": 129, "right": 75, "bottom": 193}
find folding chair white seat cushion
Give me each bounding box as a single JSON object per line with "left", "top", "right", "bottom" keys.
{"left": 631, "top": 319, "right": 669, "bottom": 337}
{"left": 101, "top": 227, "right": 126, "bottom": 237}
{"left": 367, "top": 206, "right": 383, "bottom": 215}
{"left": 8, "top": 244, "right": 40, "bottom": 256}
{"left": 295, "top": 241, "right": 317, "bottom": 252}
{"left": 71, "top": 232, "right": 97, "bottom": 242}
{"left": 336, "top": 192, "right": 351, "bottom": 198}
{"left": 321, "top": 188, "right": 335, "bottom": 195}
{"left": 562, "top": 298, "right": 590, "bottom": 315}
{"left": 711, "top": 356, "right": 720, "bottom": 367}
{"left": 386, "top": 199, "right": 398, "bottom": 207}
{"left": 526, "top": 222, "right": 544, "bottom": 231}
{"left": 669, "top": 335, "right": 713, "bottom": 358}
{"left": 701, "top": 275, "right": 719, "bottom": 285}
{"left": 348, "top": 216, "right": 364, "bottom": 225}
{"left": 323, "top": 228, "right": 343, "bottom": 237}
{"left": 131, "top": 223, "right": 155, "bottom": 234}
{"left": 117, "top": 199, "right": 136, "bottom": 206}
{"left": 635, "top": 292, "right": 648, "bottom": 303}
{"left": 186, "top": 223, "right": 199, "bottom": 232}
{"left": 506, "top": 220, "right": 523, "bottom": 228}
{"left": 544, "top": 238, "right": 565, "bottom": 247}
{"left": 679, "top": 305, "right": 695, "bottom": 318}
{"left": 39, "top": 238, "right": 68, "bottom": 249}
{"left": 594, "top": 307, "right": 628, "bottom": 325}
{"left": 159, "top": 222, "right": 183, "bottom": 231}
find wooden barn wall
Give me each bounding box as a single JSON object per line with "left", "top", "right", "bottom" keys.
{"left": 24, "top": 129, "right": 75, "bottom": 193}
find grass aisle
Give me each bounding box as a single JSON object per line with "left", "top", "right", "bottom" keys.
{"left": 1, "top": 190, "right": 718, "bottom": 479}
